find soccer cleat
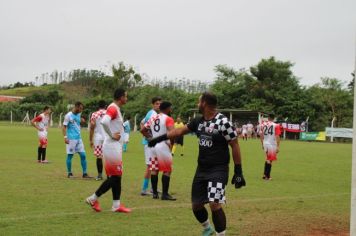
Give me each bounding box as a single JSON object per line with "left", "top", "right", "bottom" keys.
{"left": 180, "top": 154, "right": 184, "bottom": 157}
{"left": 150, "top": 188, "right": 161, "bottom": 194}
{"left": 86, "top": 197, "right": 101, "bottom": 212}
{"left": 152, "top": 193, "right": 159, "bottom": 199}
{"left": 82, "top": 173, "right": 93, "bottom": 179}
{"left": 140, "top": 190, "right": 152, "bottom": 196}
{"left": 161, "top": 193, "right": 176, "bottom": 201}
{"left": 262, "top": 175, "right": 272, "bottom": 181}
{"left": 95, "top": 175, "right": 103, "bottom": 181}
{"left": 202, "top": 226, "right": 214, "bottom": 236}
{"left": 112, "top": 204, "right": 131, "bottom": 213}
{"left": 37, "top": 160, "right": 41, "bottom": 163}
{"left": 41, "top": 160, "right": 49, "bottom": 164}
{"left": 67, "top": 173, "right": 74, "bottom": 178}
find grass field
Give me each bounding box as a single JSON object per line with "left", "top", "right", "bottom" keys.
{"left": 0, "top": 124, "right": 351, "bottom": 236}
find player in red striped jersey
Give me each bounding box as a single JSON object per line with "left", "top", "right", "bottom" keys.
{"left": 31, "top": 106, "right": 51, "bottom": 163}
{"left": 260, "top": 113, "right": 281, "bottom": 180}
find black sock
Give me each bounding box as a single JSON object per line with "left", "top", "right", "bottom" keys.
{"left": 264, "top": 162, "right": 268, "bottom": 176}
{"left": 212, "top": 208, "right": 226, "bottom": 233}
{"left": 151, "top": 174, "right": 158, "bottom": 194}
{"left": 41, "top": 148, "right": 46, "bottom": 161}
{"left": 162, "top": 175, "right": 170, "bottom": 195}
{"left": 267, "top": 163, "right": 272, "bottom": 178}
{"left": 110, "top": 176, "right": 122, "bottom": 200}
{"left": 193, "top": 207, "right": 208, "bottom": 223}
{"left": 37, "top": 147, "right": 42, "bottom": 161}
{"left": 96, "top": 158, "right": 103, "bottom": 176}
{"left": 95, "top": 177, "right": 111, "bottom": 197}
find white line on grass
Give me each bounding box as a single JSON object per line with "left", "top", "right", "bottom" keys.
{"left": 0, "top": 192, "right": 349, "bottom": 222}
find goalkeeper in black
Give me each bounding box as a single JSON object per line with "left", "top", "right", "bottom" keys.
{"left": 148, "top": 92, "right": 246, "bottom": 236}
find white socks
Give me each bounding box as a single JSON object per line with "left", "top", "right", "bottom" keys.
{"left": 216, "top": 231, "right": 226, "bottom": 236}
{"left": 202, "top": 220, "right": 211, "bottom": 229}
{"left": 89, "top": 193, "right": 98, "bottom": 201}
{"left": 112, "top": 200, "right": 120, "bottom": 209}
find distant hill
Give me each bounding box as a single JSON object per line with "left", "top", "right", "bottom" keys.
{"left": 0, "top": 84, "right": 59, "bottom": 97}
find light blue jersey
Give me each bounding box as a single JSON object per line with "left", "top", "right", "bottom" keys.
{"left": 63, "top": 111, "right": 82, "bottom": 140}
{"left": 123, "top": 120, "right": 131, "bottom": 133}
{"left": 141, "top": 109, "right": 157, "bottom": 145}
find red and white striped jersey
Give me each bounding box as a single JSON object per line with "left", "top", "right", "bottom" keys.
{"left": 33, "top": 113, "right": 49, "bottom": 131}
{"left": 260, "top": 121, "right": 281, "bottom": 145}
{"left": 144, "top": 113, "right": 174, "bottom": 138}
{"left": 90, "top": 109, "right": 106, "bottom": 141}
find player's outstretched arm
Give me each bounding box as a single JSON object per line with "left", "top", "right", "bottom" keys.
{"left": 229, "top": 139, "right": 246, "bottom": 189}
{"left": 148, "top": 125, "right": 191, "bottom": 147}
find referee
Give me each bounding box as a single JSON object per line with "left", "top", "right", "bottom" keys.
{"left": 149, "top": 92, "right": 246, "bottom": 236}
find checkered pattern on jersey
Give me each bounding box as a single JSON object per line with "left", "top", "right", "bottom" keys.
{"left": 93, "top": 145, "right": 103, "bottom": 157}
{"left": 206, "top": 113, "right": 237, "bottom": 141}
{"left": 90, "top": 109, "right": 106, "bottom": 122}
{"left": 149, "top": 157, "right": 159, "bottom": 171}
{"left": 208, "top": 181, "right": 226, "bottom": 203}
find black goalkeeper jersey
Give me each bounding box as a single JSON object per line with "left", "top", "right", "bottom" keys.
{"left": 187, "top": 113, "right": 237, "bottom": 170}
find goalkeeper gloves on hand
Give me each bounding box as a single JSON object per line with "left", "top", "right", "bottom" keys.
{"left": 231, "top": 164, "right": 246, "bottom": 189}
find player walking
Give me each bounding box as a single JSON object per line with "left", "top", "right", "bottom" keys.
{"left": 31, "top": 106, "right": 51, "bottom": 163}
{"left": 62, "top": 102, "right": 90, "bottom": 178}
{"left": 148, "top": 92, "right": 246, "bottom": 236}
{"left": 140, "top": 96, "right": 162, "bottom": 196}
{"left": 86, "top": 88, "right": 131, "bottom": 213}
{"left": 260, "top": 113, "right": 281, "bottom": 180}
{"left": 89, "top": 100, "right": 106, "bottom": 180}
{"left": 141, "top": 101, "right": 176, "bottom": 200}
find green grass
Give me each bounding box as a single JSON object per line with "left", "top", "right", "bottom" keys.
{"left": 0, "top": 124, "right": 351, "bottom": 236}
{"left": 0, "top": 85, "right": 59, "bottom": 97}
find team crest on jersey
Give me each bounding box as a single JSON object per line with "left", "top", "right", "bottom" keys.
{"left": 198, "top": 124, "right": 204, "bottom": 131}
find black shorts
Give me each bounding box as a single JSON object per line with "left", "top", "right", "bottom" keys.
{"left": 174, "top": 136, "right": 184, "bottom": 145}
{"left": 191, "top": 166, "right": 229, "bottom": 204}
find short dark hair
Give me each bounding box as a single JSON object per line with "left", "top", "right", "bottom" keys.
{"left": 114, "top": 88, "right": 126, "bottom": 100}
{"left": 75, "top": 101, "right": 83, "bottom": 107}
{"left": 159, "top": 101, "right": 172, "bottom": 111}
{"left": 126, "top": 115, "right": 131, "bottom": 120}
{"left": 201, "top": 92, "right": 217, "bottom": 107}
{"left": 43, "top": 106, "right": 50, "bottom": 111}
{"left": 268, "top": 113, "right": 275, "bottom": 119}
{"left": 98, "top": 100, "right": 106, "bottom": 109}
{"left": 151, "top": 96, "right": 162, "bottom": 104}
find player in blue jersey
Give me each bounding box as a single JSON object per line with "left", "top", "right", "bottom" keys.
{"left": 140, "top": 96, "right": 162, "bottom": 195}
{"left": 62, "top": 101, "right": 91, "bottom": 178}
{"left": 122, "top": 116, "right": 131, "bottom": 152}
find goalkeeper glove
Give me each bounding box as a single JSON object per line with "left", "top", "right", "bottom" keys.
{"left": 231, "top": 164, "right": 246, "bottom": 189}
{"left": 148, "top": 134, "right": 168, "bottom": 147}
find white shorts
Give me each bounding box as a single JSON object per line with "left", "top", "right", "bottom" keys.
{"left": 93, "top": 139, "right": 104, "bottom": 158}
{"left": 103, "top": 140, "right": 123, "bottom": 176}
{"left": 122, "top": 133, "right": 130, "bottom": 143}
{"left": 66, "top": 139, "right": 85, "bottom": 154}
{"left": 38, "top": 130, "right": 48, "bottom": 139}
{"left": 149, "top": 142, "right": 173, "bottom": 172}
{"left": 144, "top": 145, "right": 151, "bottom": 165}
{"left": 263, "top": 144, "right": 277, "bottom": 161}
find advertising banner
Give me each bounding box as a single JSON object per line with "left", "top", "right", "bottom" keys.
{"left": 300, "top": 132, "right": 326, "bottom": 141}
{"left": 325, "top": 128, "right": 353, "bottom": 138}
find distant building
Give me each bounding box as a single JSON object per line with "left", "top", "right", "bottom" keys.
{"left": 0, "top": 95, "right": 24, "bottom": 102}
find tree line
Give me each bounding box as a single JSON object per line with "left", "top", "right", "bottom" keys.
{"left": 0, "top": 57, "right": 353, "bottom": 131}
